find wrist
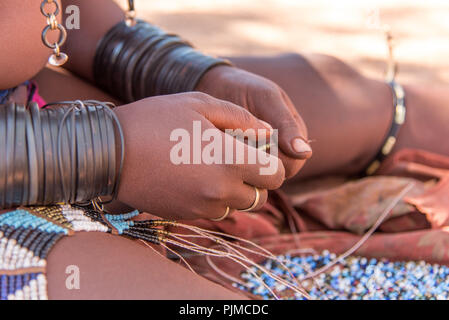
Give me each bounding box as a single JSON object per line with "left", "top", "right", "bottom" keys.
{"left": 94, "top": 20, "right": 232, "bottom": 101}
{"left": 195, "top": 65, "right": 235, "bottom": 92}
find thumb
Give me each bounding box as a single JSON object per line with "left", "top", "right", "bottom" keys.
{"left": 268, "top": 92, "right": 312, "bottom": 160}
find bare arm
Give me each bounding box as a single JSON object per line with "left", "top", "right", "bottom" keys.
{"left": 62, "top": 0, "right": 124, "bottom": 82}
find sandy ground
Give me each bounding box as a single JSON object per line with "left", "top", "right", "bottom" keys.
{"left": 114, "top": 0, "right": 449, "bottom": 85}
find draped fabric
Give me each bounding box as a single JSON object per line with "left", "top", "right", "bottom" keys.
{"left": 177, "top": 149, "right": 449, "bottom": 295}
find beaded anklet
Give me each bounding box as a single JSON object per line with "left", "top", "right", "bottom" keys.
{"left": 363, "top": 28, "right": 406, "bottom": 176}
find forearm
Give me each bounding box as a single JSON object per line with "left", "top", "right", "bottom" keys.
{"left": 62, "top": 0, "right": 229, "bottom": 102}
{"left": 62, "top": 0, "right": 124, "bottom": 82}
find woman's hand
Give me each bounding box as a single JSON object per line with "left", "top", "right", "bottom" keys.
{"left": 114, "top": 92, "right": 285, "bottom": 220}
{"left": 196, "top": 65, "right": 311, "bottom": 178}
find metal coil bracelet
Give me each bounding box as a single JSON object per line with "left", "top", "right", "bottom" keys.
{"left": 0, "top": 101, "right": 124, "bottom": 209}
{"left": 93, "top": 19, "right": 232, "bottom": 102}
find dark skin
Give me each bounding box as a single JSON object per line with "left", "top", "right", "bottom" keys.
{"left": 229, "top": 54, "right": 449, "bottom": 180}
{"left": 0, "top": 0, "right": 296, "bottom": 299}
{"left": 33, "top": 54, "right": 449, "bottom": 299}
{"left": 0, "top": 0, "right": 308, "bottom": 214}
{"left": 60, "top": 0, "right": 312, "bottom": 179}
{"left": 0, "top": 0, "right": 289, "bottom": 220}
{"left": 3, "top": 0, "right": 449, "bottom": 299}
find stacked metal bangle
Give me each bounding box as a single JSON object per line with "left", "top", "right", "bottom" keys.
{"left": 0, "top": 101, "right": 124, "bottom": 209}
{"left": 93, "top": 20, "right": 231, "bottom": 102}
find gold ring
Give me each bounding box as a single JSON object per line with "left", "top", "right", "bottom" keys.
{"left": 211, "top": 206, "right": 230, "bottom": 222}
{"left": 239, "top": 187, "right": 260, "bottom": 212}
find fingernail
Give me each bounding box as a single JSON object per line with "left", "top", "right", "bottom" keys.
{"left": 260, "top": 120, "right": 274, "bottom": 134}
{"left": 292, "top": 138, "right": 312, "bottom": 154}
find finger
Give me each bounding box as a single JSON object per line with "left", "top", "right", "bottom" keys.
{"left": 226, "top": 182, "right": 268, "bottom": 212}
{"left": 192, "top": 92, "right": 273, "bottom": 139}
{"left": 259, "top": 88, "right": 312, "bottom": 160}
{"left": 278, "top": 149, "right": 307, "bottom": 179}
{"left": 226, "top": 133, "right": 286, "bottom": 190}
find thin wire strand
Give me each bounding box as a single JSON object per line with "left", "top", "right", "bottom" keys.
{"left": 205, "top": 254, "right": 250, "bottom": 288}
{"left": 163, "top": 237, "right": 283, "bottom": 298}
{"left": 166, "top": 232, "right": 311, "bottom": 299}
{"left": 178, "top": 230, "right": 308, "bottom": 294}
{"left": 170, "top": 182, "right": 414, "bottom": 298}
{"left": 161, "top": 242, "right": 198, "bottom": 275}
{"left": 303, "top": 182, "right": 415, "bottom": 280}
{"left": 173, "top": 223, "right": 309, "bottom": 294}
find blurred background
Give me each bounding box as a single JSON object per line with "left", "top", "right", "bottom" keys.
{"left": 115, "top": 0, "right": 449, "bottom": 85}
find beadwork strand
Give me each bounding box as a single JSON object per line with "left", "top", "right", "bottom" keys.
{"left": 164, "top": 234, "right": 311, "bottom": 299}
{"left": 160, "top": 183, "right": 414, "bottom": 299}
{"left": 166, "top": 237, "right": 281, "bottom": 299}
{"left": 172, "top": 223, "right": 309, "bottom": 293}
{"left": 159, "top": 242, "right": 198, "bottom": 275}
{"left": 135, "top": 219, "right": 312, "bottom": 298}
{"left": 174, "top": 228, "right": 309, "bottom": 294}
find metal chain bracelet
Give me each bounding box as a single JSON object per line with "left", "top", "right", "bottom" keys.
{"left": 40, "top": 0, "right": 68, "bottom": 66}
